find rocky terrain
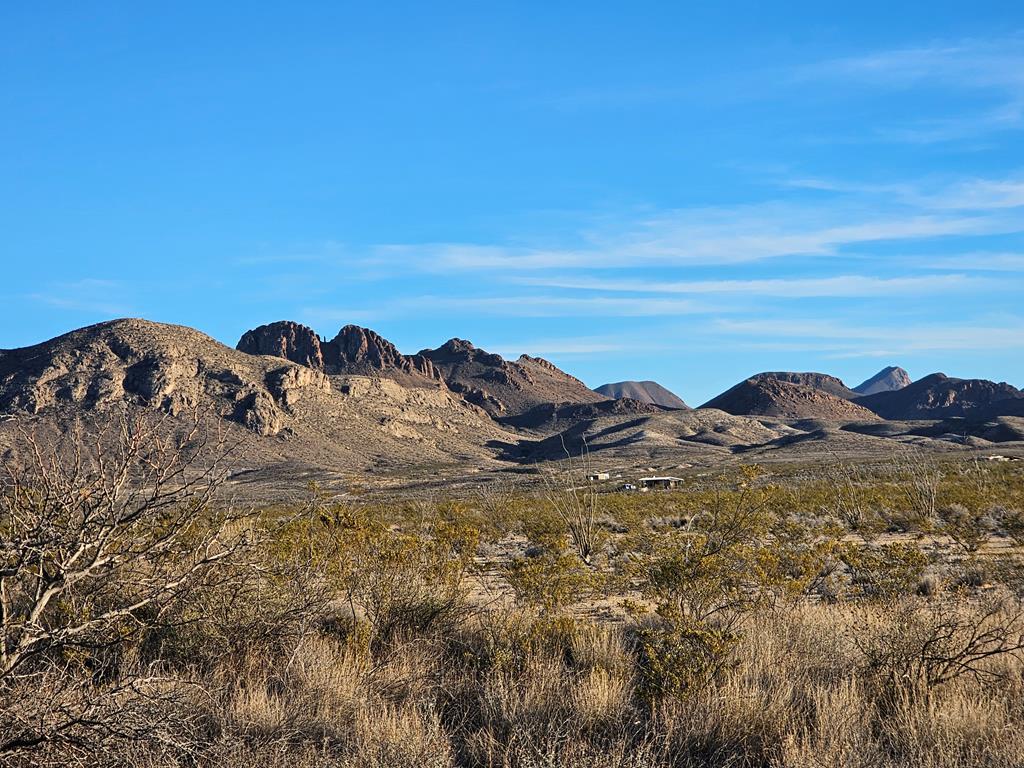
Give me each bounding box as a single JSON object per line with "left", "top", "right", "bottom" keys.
{"left": 237, "top": 321, "right": 442, "bottom": 387}
{"left": 498, "top": 396, "right": 665, "bottom": 432}
{"left": 418, "top": 338, "right": 605, "bottom": 416}
{"left": 755, "top": 371, "right": 860, "bottom": 400}
{"left": 595, "top": 380, "right": 689, "bottom": 409}
{"left": 699, "top": 375, "right": 879, "bottom": 420}
{"left": 853, "top": 366, "right": 912, "bottom": 396}
{"left": 0, "top": 320, "right": 520, "bottom": 496}
{"left": 1, "top": 319, "right": 1022, "bottom": 498}
{"left": 856, "top": 373, "right": 1024, "bottom": 420}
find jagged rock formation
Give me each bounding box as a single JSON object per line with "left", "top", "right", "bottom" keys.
{"left": 237, "top": 320, "right": 325, "bottom": 370}
{"left": 853, "top": 366, "right": 912, "bottom": 396}
{"left": 237, "top": 321, "right": 441, "bottom": 387}
{"left": 595, "top": 380, "right": 689, "bottom": 409}
{"left": 0, "top": 319, "right": 332, "bottom": 436}
{"left": 3, "top": 319, "right": 1022, "bottom": 499}
{"left": 700, "top": 376, "right": 879, "bottom": 420}
{"left": 418, "top": 339, "right": 604, "bottom": 417}
{"left": 756, "top": 372, "right": 859, "bottom": 400}
{"left": 857, "top": 373, "right": 1024, "bottom": 420}
{"left": 0, "top": 319, "right": 519, "bottom": 477}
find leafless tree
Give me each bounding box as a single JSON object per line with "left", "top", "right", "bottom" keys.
{"left": 890, "top": 452, "right": 943, "bottom": 527}
{"left": 543, "top": 436, "right": 600, "bottom": 565}
{"left": 823, "top": 456, "right": 885, "bottom": 542}
{"left": 856, "top": 595, "right": 1024, "bottom": 702}
{"left": 0, "top": 409, "right": 251, "bottom": 760}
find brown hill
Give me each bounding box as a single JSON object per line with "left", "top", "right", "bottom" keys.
{"left": 418, "top": 338, "right": 605, "bottom": 417}
{"left": 857, "top": 373, "right": 1024, "bottom": 420}
{"left": 237, "top": 321, "right": 442, "bottom": 387}
{"left": 0, "top": 319, "right": 518, "bottom": 478}
{"left": 499, "top": 396, "right": 664, "bottom": 432}
{"left": 594, "top": 380, "right": 689, "bottom": 409}
{"left": 756, "top": 371, "right": 859, "bottom": 400}
{"left": 700, "top": 376, "right": 879, "bottom": 420}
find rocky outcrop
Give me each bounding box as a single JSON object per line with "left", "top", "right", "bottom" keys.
{"left": 326, "top": 325, "right": 441, "bottom": 382}
{"left": 237, "top": 321, "right": 324, "bottom": 369}
{"left": 853, "top": 366, "right": 912, "bottom": 396}
{"left": 700, "top": 376, "right": 879, "bottom": 420}
{"left": 857, "top": 373, "right": 1024, "bottom": 420}
{"left": 419, "top": 339, "right": 605, "bottom": 417}
{"left": 756, "top": 372, "right": 859, "bottom": 400}
{"left": 595, "top": 380, "right": 689, "bottom": 409}
{"left": 0, "top": 319, "right": 333, "bottom": 437}
{"left": 236, "top": 322, "right": 441, "bottom": 386}
{"left": 517, "top": 355, "right": 592, "bottom": 389}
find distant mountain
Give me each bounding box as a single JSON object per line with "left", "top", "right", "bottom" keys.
{"left": 857, "top": 373, "right": 1024, "bottom": 420}
{"left": 700, "top": 375, "right": 879, "bottom": 420}
{"left": 419, "top": 338, "right": 604, "bottom": 417}
{"left": 0, "top": 319, "right": 516, "bottom": 471}
{"left": 595, "top": 380, "right": 689, "bottom": 409}
{"left": 3, "top": 320, "right": 1023, "bottom": 497}
{"left": 853, "top": 366, "right": 912, "bottom": 396}
{"left": 499, "top": 396, "right": 664, "bottom": 431}
{"left": 756, "top": 371, "right": 859, "bottom": 400}
{"left": 237, "top": 321, "right": 442, "bottom": 387}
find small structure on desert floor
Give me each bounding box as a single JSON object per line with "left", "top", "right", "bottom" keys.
{"left": 586, "top": 471, "right": 611, "bottom": 481}
{"left": 638, "top": 476, "right": 683, "bottom": 490}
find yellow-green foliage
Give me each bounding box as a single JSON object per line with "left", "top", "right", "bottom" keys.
{"left": 505, "top": 552, "right": 601, "bottom": 612}
{"left": 844, "top": 542, "right": 930, "bottom": 599}
{"left": 11, "top": 456, "right": 1024, "bottom": 767}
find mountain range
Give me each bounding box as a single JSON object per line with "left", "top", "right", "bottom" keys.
{"left": 1, "top": 318, "right": 1022, "bottom": 495}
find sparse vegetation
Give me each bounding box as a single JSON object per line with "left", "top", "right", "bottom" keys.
{"left": 3, "top": 429, "right": 1024, "bottom": 767}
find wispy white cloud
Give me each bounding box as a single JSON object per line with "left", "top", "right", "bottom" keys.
{"left": 929, "top": 252, "right": 1024, "bottom": 271}
{"left": 817, "top": 38, "right": 1024, "bottom": 89}
{"left": 808, "top": 37, "right": 1024, "bottom": 142}
{"left": 487, "top": 336, "right": 641, "bottom": 357}
{"left": 714, "top": 317, "right": 1024, "bottom": 356}
{"left": 348, "top": 173, "right": 1024, "bottom": 274}
{"left": 27, "top": 279, "right": 133, "bottom": 316}
{"left": 373, "top": 207, "right": 1017, "bottom": 272}
{"left": 516, "top": 273, "right": 1005, "bottom": 298}
{"left": 303, "top": 294, "right": 722, "bottom": 321}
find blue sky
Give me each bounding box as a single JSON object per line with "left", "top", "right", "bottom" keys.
{"left": 2, "top": 2, "right": 1023, "bottom": 404}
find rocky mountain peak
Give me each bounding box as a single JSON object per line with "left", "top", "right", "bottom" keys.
{"left": 419, "top": 339, "right": 604, "bottom": 417}
{"left": 425, "top": 338, "right": 504, "bottom": 367}
{"left": 0, "top": 318, "right": 334, "bottom": 437}
{"left": 236, "top": 322, "right": 442, "bottom": 385}
{"left": 853, "top": 366, "right": 912, "bottom": 396}
{"left": 517, "top": 355, "right": 559, "bottom": 373}
{"left": 517, "top": 355, "right": 592, "bottom": 389}
{"left": 701, "top": 376, "right": 878, "bottom": 420}
{"left": 237, "top": 321, "right": 324, "bottom": 370}
{"left": 442, "top": 338, "right": 477, "bottom": 354}
{"left": 330, "top": 325, "right": 405, "bottom": 368}
{"left": 856, "top": 373, "right": 1023, "bottom": 419}
{"left": 758, "top": 371, "right": 858, "bottom": 400}
{"left": 328, "top": 325, "right": 441, "bottom": 381}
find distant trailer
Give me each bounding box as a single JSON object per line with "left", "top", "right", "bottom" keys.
{"left": 638, "top": 476, "right": 683, "bottom": 490}
{"left": 587, "top": 472, "right": 611, "bottom": 481}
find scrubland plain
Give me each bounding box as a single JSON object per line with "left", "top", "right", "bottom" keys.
{"left": 3, "top": 416, "right": 1024, "bottom": 767}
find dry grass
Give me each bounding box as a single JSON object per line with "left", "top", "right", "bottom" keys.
{"left": 80, "top": 597, "right": 1019, "bottom": 768}
{"left": 5, "top": 457, "right": 1024, "bottom": 767}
